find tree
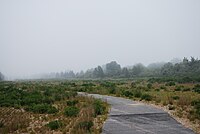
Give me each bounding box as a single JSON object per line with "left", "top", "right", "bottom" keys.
{"left": 0, "top": 72, "right": 4, "bottom": 81}
{"left": 84, "top": 69, "right": 94, "bottom": 78}
{"left": 130, "top": 63, "right": 146, "bottom": 76}
{"left": 161, "top": 62, "right": 174, "bottom": 76}
{"left": 105, "top": 61, "right": 121, "bottom": 77}
{"left": 183, "top": 57, "right": 189, "bottom": 64}
{"left": 93, "top": 66, "right": 104, "bottom": 78}
{"left": 68, "top": 71, "right": 75, "bottom": 78}
{"left": 121, "top": 67, "right": 130, "bottom": 78}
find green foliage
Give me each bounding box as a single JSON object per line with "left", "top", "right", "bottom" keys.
{"left": 141, "top": 94, "right": 152, "bottom": 101}
{"left": 100, "top": 82, "right": 115, "bottom": 88}
{"left": 172, "top": 96, "right": 180, "bottom": 100}
{"left": 131, "top": 81, "right": 136, "bottom": 88}
{"left": 191, "top": 100, "right": 200, "bottom": 119}
{"left": 147, "top": 83, "right": 152, "bottom": 89}
{"left": 64, "top": 106, "right": 79, "bottom": 117}
{"left": 93, "top": 99, "right": 106, "bottom": 116}
{"left": 193, "top": 84, "right": 200, "bottom": 93}
{"left": 77, "top": 121, "right": 93, "bottom": 130}
{"left": 160, "top": 86, "right": 166, "bottom": 90}
{"left": 182, "top": 88, "right": 191, "bottom": 92}
{"left": 82, "top": 83, "right": 95, "bottom": 87}
{"left": 174, "top": 86, "right": 182, "bottom": 91}
{"left": 46, "top": 120, "right": 63, "bottom": 130}
{"left": 66, "top": 100, "right": 78, "bottom": 106}
{"left": 108, "top": 87, "right": 116, "bottom": 94}
{"left": 26, "top": 104, "right": 58, "bottom": 114}
{"left": 165, "top": 81, "right": 176, "bottom": 86}
{"left": 122, "top": 90, "right": 133, "bottom": 98}
{"left": 133, "top": 90, "right": 142, "bottom": 98}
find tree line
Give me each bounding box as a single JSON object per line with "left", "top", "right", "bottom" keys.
{"left": 1, "top": 57, "right": 200, "bottom": 81}
{"left": 40, "top": 57, "right": 200, "bottom": 82}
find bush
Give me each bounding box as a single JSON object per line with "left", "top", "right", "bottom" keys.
{"left": 66, "top": 100, "right": 78, "bottom": 106}
{"left": 26, "top": 104, "right": 58, "bottom": 114}
{"left": 193, "top": 84, "right": 200, "bottom": 93}
{"left": 131, "top": 81, "right": 136, "bottom": 88}
{"left": 93, "top": 99, "right": 106, "bottom": 116}
{"left": 147, "top": 83, "right": 152, "bottom": 89}
{"left": 77, "top": 121, "right": 93, "bottom": 130}
{"left": 191, "top": 100, "right": 200, "bottom": 119}
{"left": 108, "top": 88, "right": 116, "bottom": 94}
{"left": 122, "top": 90, "right": 133, "bottom": 98}
{"left": 165, "top": 81, "right": 176, "bottom": 86}
{"left": 182, "top": 88, "right": 191, "bottom": 92}
{"left": 172, "top": 96, "right": 180, "bottom": 100}
{"left": 64, "top": 106, "right": 79, "bottom": 117}
{"left": 160, "top": 86, "right": 166, "bottom": 90}
{"left": 46, "top": 120, "right": 63, "bottom": 130}
{"left": 174, "top": 86, "right": 182, "bottom": 91}
{"left": 141, "top": 94, "right": 152, "bottom": 101}
{"left": 133, "top": 90, "right": 142, "bottom": 98}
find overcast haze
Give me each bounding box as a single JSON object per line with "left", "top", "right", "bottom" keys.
{"left": 0, "top": 0, "right": 200, "bottom": 78}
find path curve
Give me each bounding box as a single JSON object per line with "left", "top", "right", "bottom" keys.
{"left": 78, "top": 92, "right": 194, "bottom": 134}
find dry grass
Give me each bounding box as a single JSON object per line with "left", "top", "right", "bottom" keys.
{"left": 0, "top": 96, "right": 109, "bottom": 134}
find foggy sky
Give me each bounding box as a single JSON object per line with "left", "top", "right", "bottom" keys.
{"left": 0, "top": 0, "right": 200, "bottom": 78}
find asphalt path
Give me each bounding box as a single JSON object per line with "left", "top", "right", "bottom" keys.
{"left": 78, "top": 92, "right": 195, "bottom": 134}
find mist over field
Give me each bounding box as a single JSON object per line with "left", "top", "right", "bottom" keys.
{"left": 0, "top": 0, "right": 200, "bottom": 79}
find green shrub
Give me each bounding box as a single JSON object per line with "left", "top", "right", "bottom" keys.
{"left": 131, "top": 82, "right": 136, "bottom": 88}
{"left": 193, "top": 84, "right": 200, "bottom": 93}
{"left": 165, "top": 81, "right": 176, "bottom": 86}
{"left": 108, "top": 87, "right": 116, "bottom": 94}
{"left": 147, "top": 83, "right": 152, "bottom": 89}
{"left": 66, "top": 100, "right": 78, "bottom": 106}
{"left": 122, "top": 90, "right": 133, "bottom": 98}
{"left": 174, "top": 86, "right": 182, "bottom": 91}
{"left": 133, "top": 90, "right": 142, "bottom": 98}
{"left": 182, "top": 88, "right": 191, "bottom": 92}
{"left": 64, "top": 106, "right": 79, "bottom": 117}
{"left": 141, "top": 94, "right": 152, "bottom": 101}
{"left": 172, "top": 96, "right": 180, "bottom": 100}
{"left": 160, "top": 86, "right": 166, "bottom": 90}
{"left": 191, "top": 100, "right": 200, "bottom": 119}
{"left": 26, "top": 104, "right": 58, "bottom": 114}
{"left": 93, "top": 99, "right": 106, "bottom": 116}
{"left": 77, "top": 121, "right": 93, "bottom": 130}
{"left": 46, "top": 120, "right": 63, "bottom": 130}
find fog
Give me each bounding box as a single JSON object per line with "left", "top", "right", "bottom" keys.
{"left": 0, "top": 0, "right": 200, "bottom": 78}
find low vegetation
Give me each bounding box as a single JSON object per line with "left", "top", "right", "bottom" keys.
{"left": 72, "top": 79, "right": 200, "bottom": 133}
{"left": 0, "top": 81, "right": 109, "bottom": 133}
{"left": 0, "top": 75, "right": 200, "bottom": 133}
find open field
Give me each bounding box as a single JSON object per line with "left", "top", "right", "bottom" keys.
{"left": 0, "top": 79, "right": 200, "bottom": 133}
